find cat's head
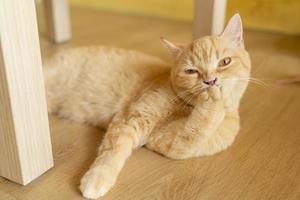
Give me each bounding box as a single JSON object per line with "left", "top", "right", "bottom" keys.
{"left": 162, "top": 14, "right": 251, "bottom": 103}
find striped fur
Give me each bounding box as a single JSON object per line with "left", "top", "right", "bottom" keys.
{"left": 44, "top": 14, "right": 251, "bottom": 199}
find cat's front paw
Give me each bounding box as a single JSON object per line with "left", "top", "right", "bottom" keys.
{"left": 208, "top": 86, "right": 222, "bottom": 100}
{"left": 199, "top": 86, "right": 222, "bottom": 102}
{"left": 80, "top": 167, "right": 116, "bottom": 199}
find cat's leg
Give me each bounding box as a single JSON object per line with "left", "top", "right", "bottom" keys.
{"left": 79, "top": 115, "right": 140, "bottom": 199}
{"left": 147, "top": 87, "right": 236, "bottom": 159}
{"left": 80, "top": 86, "right": 176, "bottom": 199}
{"left": 193, "top": 110, "right": 240, "bottom": 156}
{"left": 148, "top": 107, "right": 239, "bottom": 159}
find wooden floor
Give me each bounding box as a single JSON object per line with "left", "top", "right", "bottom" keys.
{"left": 1, "top": 6, "right": 300, "bottom": 200}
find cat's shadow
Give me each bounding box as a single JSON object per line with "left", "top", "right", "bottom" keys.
{"left": 71, "top": 124, "right": 106, "bottom": 196}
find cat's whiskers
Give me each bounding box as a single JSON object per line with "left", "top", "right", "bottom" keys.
{"left": 178, "top": 85, "right": 204, "bottom": 110}
{"left": 169, "top": 86, "right": 197, "bottom": 108}
{"left": 182, "top": 93, "right": 195, "bottom": 110}
{"left": 169, "top": 90, "right": 191, "bottom": 104}
{"left": 222, "top": 77, "right": 270, "bottom": 89}
{"left": 182, "top": 96, "right": 196, "bottom": 111}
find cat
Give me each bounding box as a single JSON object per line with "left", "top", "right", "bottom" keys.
{"left": 44, "top": 14, "right": 251, "bottom": 199}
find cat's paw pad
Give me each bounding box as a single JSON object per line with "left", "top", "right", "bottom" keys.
{"left": 80, "top": 168, "right": 115, "bottom": 199}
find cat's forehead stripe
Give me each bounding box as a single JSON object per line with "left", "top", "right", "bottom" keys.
{"left": 211, "top": 38, "right": 220, "bottom": 59}
{"left": 192, "top": 37, "right": 218, "bottom": 65}
{"left": 190, "top": 54, "right": 198, "bottom": 65}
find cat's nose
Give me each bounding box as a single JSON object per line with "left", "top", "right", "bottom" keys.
{"left": 203, "top": 77, "right": 217, "bottom": 86}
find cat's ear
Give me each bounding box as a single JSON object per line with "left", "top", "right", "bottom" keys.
{"left": 220, "top": 13, "right": 244, "bottom": 48}
{"left": 160, "top": 37, "right": 184, "bottom": 57}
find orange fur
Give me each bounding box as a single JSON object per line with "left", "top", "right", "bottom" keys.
{"left": 44, "top": 14, "right": 251, "bottom": 199}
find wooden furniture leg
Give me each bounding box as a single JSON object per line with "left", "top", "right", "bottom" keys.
{"left": 0, "top": 0, "right": 53, "bottom": 185}
{"left": 193, "top": 0, "right": 228, "bottom": 38}
{"left": 44, "top": 0, "right": 71, "bottom": 43}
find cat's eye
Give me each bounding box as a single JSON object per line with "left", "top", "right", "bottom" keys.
{"left": 218, "top": 57, "right": 232, "bottom": 67}
{"left": 184, "top": 69, "right": 198, "bottom": 74}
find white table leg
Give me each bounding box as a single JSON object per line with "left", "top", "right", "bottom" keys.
{"left": 44, "top": 0, "right": 71, "bottom": 43}
{"left": 193, "top": 0, "right": 227, "bottom": 39}
{"left": 0, "top": 0, "right": 53, "bottom": 185}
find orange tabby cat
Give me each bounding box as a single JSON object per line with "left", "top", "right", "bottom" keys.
{"left": 44, "top": 14, "right": 251, "bottom": 199}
